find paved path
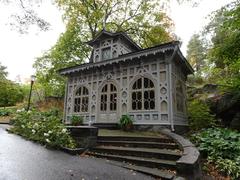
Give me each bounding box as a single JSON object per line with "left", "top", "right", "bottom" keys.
{"left": 0, "top": 125, "right": 152, "bottom": 180}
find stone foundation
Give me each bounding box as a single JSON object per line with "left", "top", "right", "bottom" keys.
{"left": 92, "top": 123, "right": 189, "bottom": 135}
{"left": 66, "top": 126, "right": 98, "bottom": 148}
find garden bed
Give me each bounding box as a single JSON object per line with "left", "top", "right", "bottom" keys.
{"left": 191, "top": 128, "right": 240, "bottom": 179}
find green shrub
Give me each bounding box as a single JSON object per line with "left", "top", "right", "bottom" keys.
{"left": 0, "top": 108, "right": 16, "bottom": 116}
{"left": 41, "top": 108, "right": 62, "bottom": 118}
{"left": 71, "top": 115, "right": 83, "bottom": 126}
{"left": 0, "top": 109, "right": 10, "bottom": 116}
{"left": 119, "top": 115, "right": 133, "bottom": 131}
{"left": 10, "top": 110, "right": 76, "bottom": 148}
{"left": 192, "top": 128, "right": 240, "bottom": 179}
{"left": 188, "top": 99, "right": 216, "bottom": 131}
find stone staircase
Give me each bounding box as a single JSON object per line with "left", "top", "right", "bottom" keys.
{"left": 87, "top": 136, "right": 183, "bottom": 179}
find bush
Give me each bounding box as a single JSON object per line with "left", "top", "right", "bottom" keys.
{"left": 188, "top": 99, "right": 216, "bottom": 131}
{"left": 0, "top": 108, "right": 16, "bottom": 116}
{"left": 119, "top": 115, "right": 133, "bottom": 131}
{"left": 41, "top": 108, "right": 62, "bottom": 118}
{"left": 0, "top": 79, "right": 25, "bottom": 107}
{"left": 71, "top": 115, "right": 83, "bottom": 126}
{"left": 0, "top": 109, "right": 10, "bottom": 116}
{"left": 192, "top": 128, "right": 240, "bottom": 179}
{"left": 10, "top": 109, "right": 76, "bottom": 148}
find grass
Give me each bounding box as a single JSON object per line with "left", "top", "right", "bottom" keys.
{"left": 98, "top": 129, "right": 169, "bottom": 138}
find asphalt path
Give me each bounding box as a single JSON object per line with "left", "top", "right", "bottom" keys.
{"left": 0, "top": 125, "right": 152, "bottom": 180}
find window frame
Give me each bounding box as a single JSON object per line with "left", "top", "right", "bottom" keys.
{"left": 131, "top": 77, "right": 156, "bottom": 111}
{"left": 73, "top": 86, "right": 89, "bottom": 113}
{"left": 100, "top": 83, "right": 117, "bottom": 112}
{"left": 101, "top": 47, "right": 111, "bottom": 60}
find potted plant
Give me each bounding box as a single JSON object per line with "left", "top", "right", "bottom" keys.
{"left": 71, "top": 115, "right": 83, "bottom": 126}
{"left": 119, "top": 115, "right": 133, "bottom": 131}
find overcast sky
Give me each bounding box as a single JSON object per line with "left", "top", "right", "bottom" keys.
{"left": 0, "top": 0, "right": 233, "bottom": 82}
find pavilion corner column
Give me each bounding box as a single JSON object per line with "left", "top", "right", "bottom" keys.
{"left": 169, "top": 63, "right": 174, "bottom": 132}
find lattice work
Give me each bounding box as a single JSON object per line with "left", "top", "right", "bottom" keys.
{"left": 112, "top": 44, "right": 118, "bottom": 58}
{"left": 132, "top": 77, "right": 155, "bottom": 110}
{"left": 74, "top": 86, "right": 89, "bottom": 113}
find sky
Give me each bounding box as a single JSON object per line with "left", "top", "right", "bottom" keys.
{"left": 0, "top": 0, "right": 233, "bottom": 82}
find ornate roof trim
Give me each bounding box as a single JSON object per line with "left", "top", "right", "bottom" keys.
{"left": 59, "top": 41, "right": 193, "bottom": 75}
{"left": 86, "top": 29, "right": 141, "bottom": 51}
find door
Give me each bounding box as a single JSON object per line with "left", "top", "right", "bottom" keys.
{"left": 99, "top": 83, "right": 118, "bottom": 123}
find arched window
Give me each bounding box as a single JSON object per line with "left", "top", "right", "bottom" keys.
{"left": 176, "top": 81, "right": 184, "bottom": 112}
{"left": 132, "top": 77, "right": 155, "bottom": 110}
{"left": 74, "top": 86, "right": 89, "bottom": 113}
{"left": 100, "top": 83, "right": 117, "bottom": 111}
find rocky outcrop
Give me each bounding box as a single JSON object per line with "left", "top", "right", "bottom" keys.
{"left": 188, "top": 84, "right": 240, "bottom": 130}
{"left": 209, "top": 92, "right": 240, "bottom": 129}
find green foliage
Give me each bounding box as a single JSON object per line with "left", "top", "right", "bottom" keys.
{"left": 0, "top": 62, "right": 8, "bottom": 80}
{"left": 0, "top": 63, "right": 27, "bottom": 107}
{"left": 186, "top": 34, "right": 207, "bottom": 75}
{"left": 192, "top": 128, "right": 240, "bottom": 179}
{"left": 119, "top": 115, "right": 134, "bottom": 131}
{"left": 187, "top": 100, "right": 215, "bottom": 131}
{"left": 10, "top": 109, "right": 76, "bottom": 148}
{"left": 34, "top": 0, "right": 174, "bottom": 97}
{"left": 71, "top": 115, "right": 83, "bottom": 126}
{"left": 0, "top": 79, "right": 25, "bottom": 107}
{"left": 204, "top": 1, "right": 240, "bottom": 91}
{"left": 0, "top": 108, "right": 16, "bottom": 116}
{"left": 187, "top": 74, "right": 204, "bottom": 86}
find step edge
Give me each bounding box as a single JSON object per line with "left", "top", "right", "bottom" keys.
{"left": 88, "top": 152, "right": 177, "bottom": 166}
{"left": 92, "top": 146, "right": 182, "bottom": 156}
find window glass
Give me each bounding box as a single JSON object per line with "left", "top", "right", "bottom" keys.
{"left": 132, "top": 77, "right": 155, "bottom": 110}
{"left": 102, "top": 47, "right": 111, "bottom": 60}
{"left": 176, "top": 81, "right": 184, "bottom": 112}
{"left": 74, "top": 86, "right": 89, "bottom": 113}
{"left": 100, "top": 83, "right": 117, "bottom": 112}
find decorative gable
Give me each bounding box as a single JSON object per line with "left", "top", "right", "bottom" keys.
{"left": 87, "top": 30, "right": 141, "bottom": 62}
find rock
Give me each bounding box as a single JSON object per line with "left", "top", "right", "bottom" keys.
{"left": 188, "top": 84, "right": 240, "bottom": 129}
{"left": 230, "top": 112, "right": 240, "bottom": 130}
{"left": 209, "top": 92, "right": 240, "bottom": 128}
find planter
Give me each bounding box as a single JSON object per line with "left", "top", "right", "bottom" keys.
{"left": 123, "top": 124, "right": 133, "bottom": 131}
{"left": 60, "top": 146, "right": 87, "bottom": 155}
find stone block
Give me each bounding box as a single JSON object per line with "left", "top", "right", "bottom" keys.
{"left": 66, "top": 126, "right": 98, "bottom": 148}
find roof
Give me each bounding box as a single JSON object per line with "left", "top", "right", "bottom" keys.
{"left": 86, "top": 29, "right": 142, "bottom": 51}
{"left": 59, "top": 41, "right": 194, "bottom": 75}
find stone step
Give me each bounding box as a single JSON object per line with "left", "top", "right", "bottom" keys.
{"left": 88, "top": 152, "right": 177, "bottom": 170}
{"left": 110, "top": 161, "right": 175, "bottom": 180}
{"left": 97, "top": 140, "right": 179, "bottom": 149}
{"left": 98, "top": 136, "right": 174, "bottom": 143}
{"left": 90, "top": 146, "right": 181, "bottom": 161}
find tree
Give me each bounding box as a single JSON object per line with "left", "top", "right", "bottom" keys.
{"left": 0, "top": 62, "right": 8, "bottom": 80}
{"left": 34, "top": 0, "right": 175, "bottom": 97}
{"left": 2, "top": 0, "right": 50, "bottom": 33}
{"left": 0, "top": 80, "right": 25, "bottom": 107}
{"left": 186, "top": 34, "right": 207, "bottom": 75}
{"left": 0, "top": 64, "right": 25, "bottom": 107}
{"left": 205, "top": 0, "right": 240, "bottom": 90}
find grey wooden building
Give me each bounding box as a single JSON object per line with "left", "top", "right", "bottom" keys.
{"left": 59, "top": 30, "right": 193, "bottom": 131}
